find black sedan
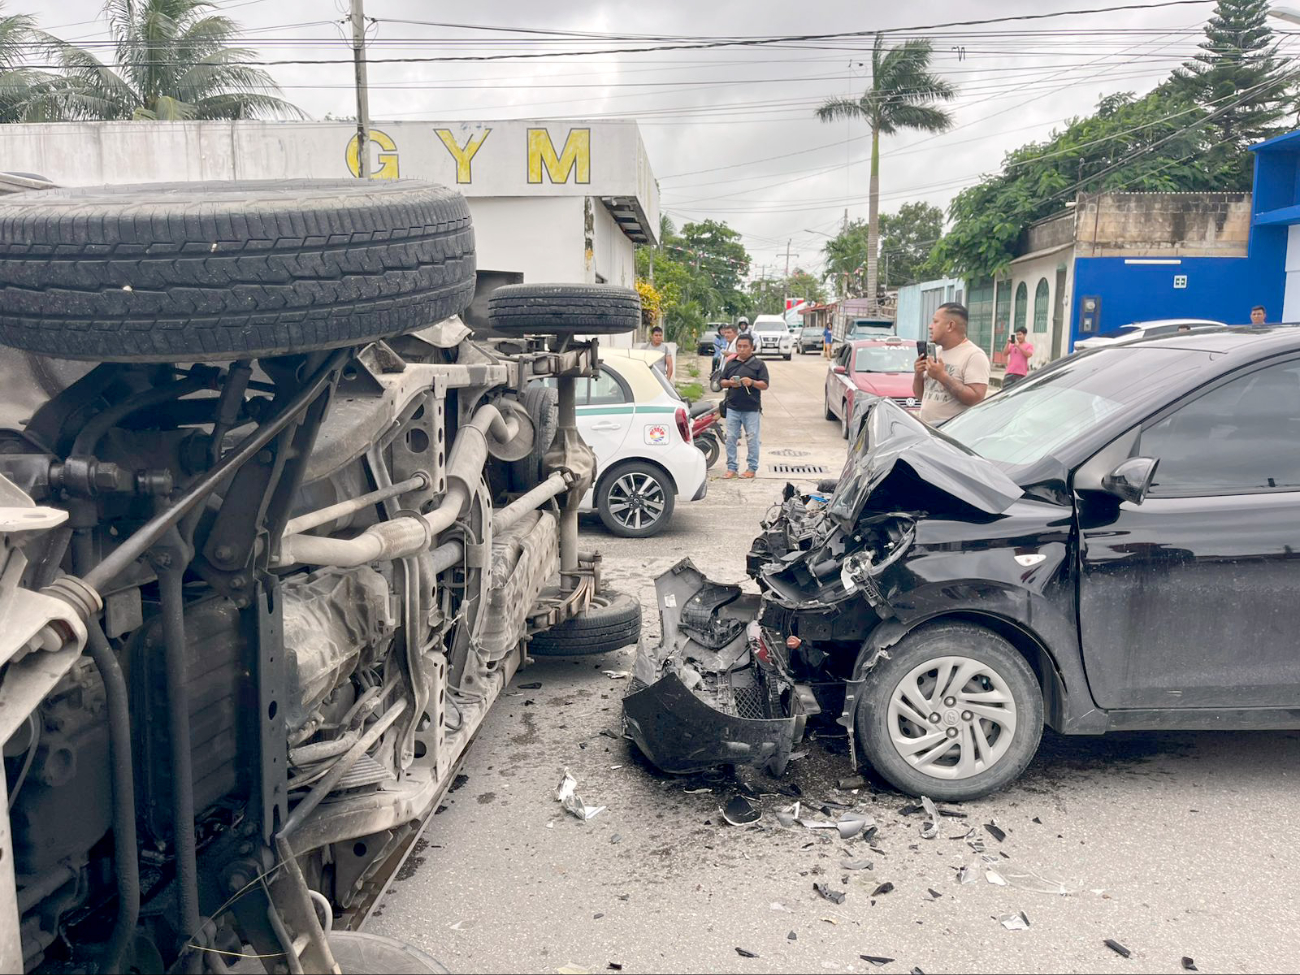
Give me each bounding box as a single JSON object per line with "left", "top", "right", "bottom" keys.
{"left": 625, "top": 326, "right": 1300, "bottom": 799}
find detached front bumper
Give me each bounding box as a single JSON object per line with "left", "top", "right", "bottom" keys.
{"left": 622, "top": 559, "right": 805, "bottom": 775}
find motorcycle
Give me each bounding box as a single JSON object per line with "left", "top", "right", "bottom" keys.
{"left": 689, "top": 400, "right": 722, "bottom": 468}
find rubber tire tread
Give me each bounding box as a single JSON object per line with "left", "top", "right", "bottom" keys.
{"left": 855, "top": 621, "right": 1044, "bottom": 802}
{"left": 507, "top": 384, "right": 559, "bottom": 490}
{"left": 0, "top": 179, "right": 476, "bottom": 361}
{"left": 528, "top": 589, "right": 642, "bottom": 656}
{"left": 488, "top": 283, "right": 641, "bottom": 335}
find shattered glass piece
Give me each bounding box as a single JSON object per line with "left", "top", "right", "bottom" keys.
{"left": 984, "top": 822, "right": 1007, "bottom": 843}
{"left": 1181, "top": 958, "right": 1197, "bottom": 972}
{"left": 735, "top": 948, "right": 759, "bottom": 959}
{"left": 814, "top": 882, "right": 847, "bottom": 905}
{"left": 1000, "top": 867, "right": 1076, "bottom": 896}
{"left": 555, "top": 769, "right": 605, "bottom": 821}
{"left": 998, "top": 911, "right": 1031, "bottom": 931}
{"left": 870, "top": 882, "right": 895, "bottom": 896}
{"left": 770, "top": 902, "right": 793, "bottom": 913}
{"left": 985, "top": 868, "right": 1008, "bottom": 887}
{"left": 723, "top": 795, "right": 761, "bottom": 826}
{"left": 860, "top": 957, "right": 894, "bottom": 968}
{"left": 927, "top": 889, "right": 942, "bottom": 899}
{"left": 841, "top": 859, "right": 873, "bottom": 871}
{"left": 1104, "top": 940, "right": 1132, "bottom": 959}
{"left": 775, "top": 808, "right": 797, "bottom": 828}
{"left": 603, "top": 670, "right": 631, "bottom": 679}
{"left": 967, "top": 838, "right": 987, "bottom": 854}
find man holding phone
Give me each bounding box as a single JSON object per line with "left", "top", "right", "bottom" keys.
{"left": 1003, "top": 326, "right": 1034, "bottom": 388}
{"left": 720, "top": 333, "right": 769, "bottom": 478}
{"left": 913, "top": 302, "right": 989, "bottom": 424}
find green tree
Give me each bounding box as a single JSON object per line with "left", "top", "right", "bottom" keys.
{"left": 786, "top": 268, "right": 827, "bottom": 306}
{"left": 0, "top": 4, "right": 65, "bottom": 122}
{"left": 1171, "top": 0, "right": 1290, "bottom": 187}
{"left": 48, "top": 0, "right": 303, "bottom": 120}
{"left": 635, "top": 216, "right": 753, "bottom": 346}
{"left": 816, "top": 34, "right": 955, "bottom": 306}
{"left": 821, "top": 219, "right": 868, "bottom": 298}
{"left": 879, "top": 201, "right": 944, "bottom": 286}
{"left": 933, "top": 87, "right": 1217, "bottom": 279}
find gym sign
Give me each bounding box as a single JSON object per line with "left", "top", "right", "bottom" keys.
{"left": 344, "top": 124, "right": 593, "bottom": 188}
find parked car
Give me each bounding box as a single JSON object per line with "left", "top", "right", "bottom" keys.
{"left": 843, "top": 317, "right": 895, "bottom": 343}
{"left": 697, "top": 326, "right": 724, "bottom": 356}
{"left": 1073, "top": 317, "right": 1224, "bottom": 352}
{"left": 562, "top": 350, "right": 707, "bottom": 537}
{"left": 797, "top": 326, "right": 825, "bottom": 354}
{"left": 752, "top": 314, "right": 794, "bottom": 359}
{"left": 0, "top": 179, "right": 645, "bottom": 974}
{"left": 824, "top": 338, "right": 919, "bottom": 438}
{"left": 625, "top": 325, "right": 1300, "bottom": 801}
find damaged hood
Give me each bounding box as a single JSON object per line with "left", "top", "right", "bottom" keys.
{"left": 828, "top": 399, "right": 1022, "bottom": 524}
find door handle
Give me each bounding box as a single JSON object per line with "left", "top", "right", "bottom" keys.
{"left": 590, "top": 421, "right": 622, "bottom": 431}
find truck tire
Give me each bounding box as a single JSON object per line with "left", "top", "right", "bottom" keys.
{"left": 488, "top": 284, "right": 641, "bottom": 335}
{"left": 0, "top": 180, "right": 476, "bottom": 362}
{"left": 528, "top": 590, "right": 642, "bottom": 656}
{"left": 507, "top": 384, "right": 559, "bottom": 490}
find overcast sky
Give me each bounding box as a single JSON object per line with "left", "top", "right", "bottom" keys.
{"left": 25, "top": 0, "right": 1272, "bottom": 279}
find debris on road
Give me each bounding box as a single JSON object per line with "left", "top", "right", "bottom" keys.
{"left": 556, "top": 770, "right": 606, "bottom": 821}
{"left": 956, "top": 864, "right": 979, "bottom": 885}
{"left": 735, "top": 947, "right": 759, "bottom": 958}
{"left": 837, "top": 775, "right": 867, "bottom": 790}
{"left": 787, "top": 931, "right": 797, "bottom": 941}
{"left": 770, "top": 902, "right": 793, "bottom": 913}
{"left": 870, "top": 882, "right": 895, "bottom": 897}
{"left": 603, "top": 670, "right": 631, "bottom": 680}
{"left": 999, "top": 866, "right": 1076, "bottom": 896}
{"left": 999, "top": 911, "right": 1031, "bottom": 931}
{"left": 837, "top": 812, "right": 873, "bottom": 839}
{"left": 814, "top": 882, "right": 847, "bottom": 905}
{"left": 841, "top": 859, "right": 873, "bottom": 871}
{"left": 1104, "top": 939, "right": 1133, "bottom": 959}
{"left": 723, "top": 794, "right": 761, "bottom": 826}
{"left": 556, "top": 966, "right": 588, "bottom": 974}
{"left": 1182, "top": 958, "right": 1198, "bottom": 971}
{"left": 684, "top": 787, "right": 713, "bottom": 795}
{"left": 860, "top": 956, "right": 895, "bottom": 967}
{"left": 520, "top": 681, "right": 543, "bottom": 690}
{"left": 985, "top": 867, "right": 1008, "bottom": 887}
{"left": 984, "top": 822, "right": 1007, "bottom": 843}
{"left": 920, "top": 796, "right": 938, "bottom": 840}
{"left": 927, "top": 889, "right": 942, "bottom": 900}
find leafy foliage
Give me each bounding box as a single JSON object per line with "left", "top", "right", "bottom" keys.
{"left": 45, "top": 0, "right": 303, "bottom": 121}
{"left": 879, "top": 202, "right": 944, "bottom": 286}
{"left": 0, "top": 4, "right": 65, "bottom": 122}
{"left": 635, "top": 216, "right": 752, "bottom": 346}
{"left": 786, "top": 268, "right": 828, "bottom": 306}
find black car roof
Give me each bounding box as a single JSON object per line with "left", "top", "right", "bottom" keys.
{"left": 1123, "top": 324, "right": 1300, "bottom": 359}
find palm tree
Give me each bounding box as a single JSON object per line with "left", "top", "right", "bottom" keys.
{"left": 0, "top": 4, "right": 66, "bottom": 122}
{"left": 816, "top": 34, "right": 955, "bottom": 309}
{"left": 49, "top": 0, "right": 303, "bottom": 121}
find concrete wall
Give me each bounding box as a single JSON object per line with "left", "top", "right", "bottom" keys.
{"left": 1020, "top": 212, "right": 1076, "bottom": 255}
{"left": 469, "top": 197, "right": 586, "bottom": 283}
{"left": 1008, "top": 248, "right": 1073, "bottom": 365}
{"left": 1074, "top": 192, "right": 1252, "bottom": 257}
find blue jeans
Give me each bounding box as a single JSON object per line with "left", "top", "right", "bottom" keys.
{"left": 725, "top": 409, "right": 761, "bottom": 473}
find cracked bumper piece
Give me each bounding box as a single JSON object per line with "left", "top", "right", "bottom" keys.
{"left": 623, "top": 672, "right": 800, "bottom": 774}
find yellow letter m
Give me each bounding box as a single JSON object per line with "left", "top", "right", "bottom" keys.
{"left": 527, "top": 128, "right": 590, "bottom": 185}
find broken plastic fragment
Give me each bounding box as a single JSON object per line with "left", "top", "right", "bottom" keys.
{"left": 984, "top": 822, "right": 1007, "bottom": 843}
{"left": 775, "top": 808, "right": 796, "bottom": 828}
{"left": 927, "top": 888, "right": 942, "bottom": 899}
{"left": 967, "top": 838, "right": 987, "bottom": 854}
{"left": 555, "top": 770, "right": 605, "bottom": 821}
{"left": 813, "top": 882, "right": 846, "bottom": 905}
{"left": 787, "top": 931, "right": 797, "bottom": 941}
{"left": 870, "top": 882, "right": 895, "bottom": 897}
{"left": 1104, "top": 939, "right": 1132, "bottom": 959}
{"left": 920, "top": 795, "right": 939, "bottom": 840}
{"left": 520, "top": 681, "right": 543, "bottom": 690}
{"left": 735, "top": 948, "right": 758, "bottom": 958}
{"left": 956, "top": 864, "right": 978, "bottom": 885}
{"left": 723, "top": 795, "right": 761, "bottom": 826}
{"left": 837, "top": 812, "right": 873, "bottom": 840}
{"left": 999, "top": 911, "right": 1031, "bottom": 931}
{"left": 985, "top": 868, "right": 1008, "bottom": 887}
{"left": 1181, "top": 958, "right": 1197, "bottom": 972}
{"left": 841, "top": 859, "right": 873, "bottom": 871}
{"left": 859, "top": 957, "right": 894, "bottom": 968}
{"left": 603, "top": 670, "right": 631, "bottom": 679}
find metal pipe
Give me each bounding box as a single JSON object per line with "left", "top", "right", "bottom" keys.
{"left": 557, "top": 377, "right": 579, "bottom": 574}
{"left": 280, "top": 699, "right": 407, "bottom": 840}
{"left": 288, "top": 733, "right": 359, "bottom": 767}
{"left": 84, "top": 618, "right": 139, "bottom": 975}
{"left": 282, "top": 473, "right": 428, "bottom": 537}
{"left": 428, "top": 539, "right": 463, "bottom": 574}
{"left": 84, "top": 349, "right": 349, "bottom": 592}
{"left": 493, "top": 470, "right": 571, "bottom": 533}
{"left": 158, "top": 565, "right": 202, "bottom": 967}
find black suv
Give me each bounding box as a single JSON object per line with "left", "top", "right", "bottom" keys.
{"left": 625, "top": 326, "right": 1300, "bottom": 800}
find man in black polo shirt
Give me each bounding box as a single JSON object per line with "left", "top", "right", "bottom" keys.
{"left": 720, "top": 333, "right": 770, "bottom": 478}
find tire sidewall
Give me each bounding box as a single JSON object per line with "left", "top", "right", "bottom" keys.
{"left": 596, "top": 462, "right": 675, "bottom": 537}
{"left": 855, "top": 623, "right": 1044, "bottom": 801}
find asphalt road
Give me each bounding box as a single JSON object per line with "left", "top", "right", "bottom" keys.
{"left": 370, "top": 350, "right": 1299, "bottom": 975}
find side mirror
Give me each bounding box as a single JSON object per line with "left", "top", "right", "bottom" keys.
{"left": 832, "top": 364, "right": 847, "bottom": 375}
{"left": 1101, "top": 457, "right": 1159, "bottom": 505}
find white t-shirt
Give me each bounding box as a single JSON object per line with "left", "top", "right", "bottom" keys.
{"left": 920, "top": 339, "right": 991, "bottom": 424}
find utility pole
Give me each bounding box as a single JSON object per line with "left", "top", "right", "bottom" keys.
{"left": 350, "top": 0, "right": 371, "bottom": 179}
{"left": 783, "top": 239, "right": 792, "bottom": 310}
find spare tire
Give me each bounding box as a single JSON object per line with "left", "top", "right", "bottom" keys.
{"left": 488, "top": 283, "right": 640, "bottom": 335}
{"left": 0, "top": 179, "right": 476, "bottom": 362}
{"left": 507, "top": 383, "right": 559, "bottom": 490}
{"left": 528, "top": 589, "right": 642, "bottom": 656}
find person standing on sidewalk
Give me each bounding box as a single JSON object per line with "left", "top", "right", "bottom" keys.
{"left": 1002, "top": 327, "right": 1033, "bottom": 389}
{"left": 822, "top": 322, "right": 834, "bottom": 359}
{"left": 639, "top": 325, "right": 675, "bottom": 380}
{"left": 721, "top": 333, "right": 769, "bottom": 479}
{"left": 914, "top": 302, "right": 989, "bottom": 424}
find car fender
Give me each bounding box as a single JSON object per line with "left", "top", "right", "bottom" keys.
{"left": 594, "top": 453, "right": 681, "bottom": 498}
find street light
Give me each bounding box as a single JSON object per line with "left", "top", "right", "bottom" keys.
{"left": 1269, "top": 5, "right": 1300, "bottom": 25}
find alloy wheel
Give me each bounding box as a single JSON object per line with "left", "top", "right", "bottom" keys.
{"left": 605, "top": 471, "right": 667, "bottom": 532}
{"left": 886, "top": 655, "right": 1018, "bottom": 780}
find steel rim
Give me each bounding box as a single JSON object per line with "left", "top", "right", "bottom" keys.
{"left": 606, "top": 471, "right": 667, "bottom": 531}
{"left": 886, "top": 654, "right": 1018, "bottom": 781}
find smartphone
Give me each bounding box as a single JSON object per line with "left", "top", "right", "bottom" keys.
{"left": 915, "top": 339, "right": 928, "bottom": 358}
{"left": 926, "top": 341, "right": 937, "bottom": 360}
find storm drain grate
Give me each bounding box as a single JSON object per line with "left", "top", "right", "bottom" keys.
{"left": 769, "top": 448, "right": 810, "bottom": 457}
{"left": 770, "top": 463, "right": 828, "bottom": 475}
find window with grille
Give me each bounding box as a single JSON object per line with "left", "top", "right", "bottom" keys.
{"left": 1033, "top": 278, "right": 1050, "bottom": 332}
{"left": 1014, "top": 282, "right": 1028, "bottom": 332}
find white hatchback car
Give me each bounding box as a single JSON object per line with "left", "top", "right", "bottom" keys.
{"left": 543, "top": 350, "right": 707, "bottom": 537}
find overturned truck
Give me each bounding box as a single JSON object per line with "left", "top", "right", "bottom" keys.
{"left": 0, "top": 179, "right": 640, "bottom": 973}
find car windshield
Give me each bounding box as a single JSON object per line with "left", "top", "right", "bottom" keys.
{"left": 939, "top": 347, "right": 1212, "bottom": 470}
{"left": 854, "top": 346, "right": 914, "bottom": 372}
{"left": 754, "top": 322, "right": 785, "bottom": 332}
{"left": 1093, "top": 325, "right": 1142, "bottom": 341}
{"left": 803, "top": 327, "right": 822, "bottom": 337}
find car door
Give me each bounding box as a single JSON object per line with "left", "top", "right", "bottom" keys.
{"left": 577, "top": 365, "right": 633, "bottom": 466}
{"left": 1076, "top": 355, "right": 1300, "bottom": 709}
{"left": 828, "top": 345, "right": 852, "bottom": 418}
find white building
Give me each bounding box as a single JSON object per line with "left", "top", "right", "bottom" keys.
{"left": 0, "top": 119, "right": 659, "bottom": 338}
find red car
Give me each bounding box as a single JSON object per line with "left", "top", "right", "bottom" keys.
{"left": 824, "top": 338, "right": 920, "bottom": 438}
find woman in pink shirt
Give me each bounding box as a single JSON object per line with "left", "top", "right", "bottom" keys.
{"left": 1003, "top": 327, "right": 1034, "bottom": 388}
